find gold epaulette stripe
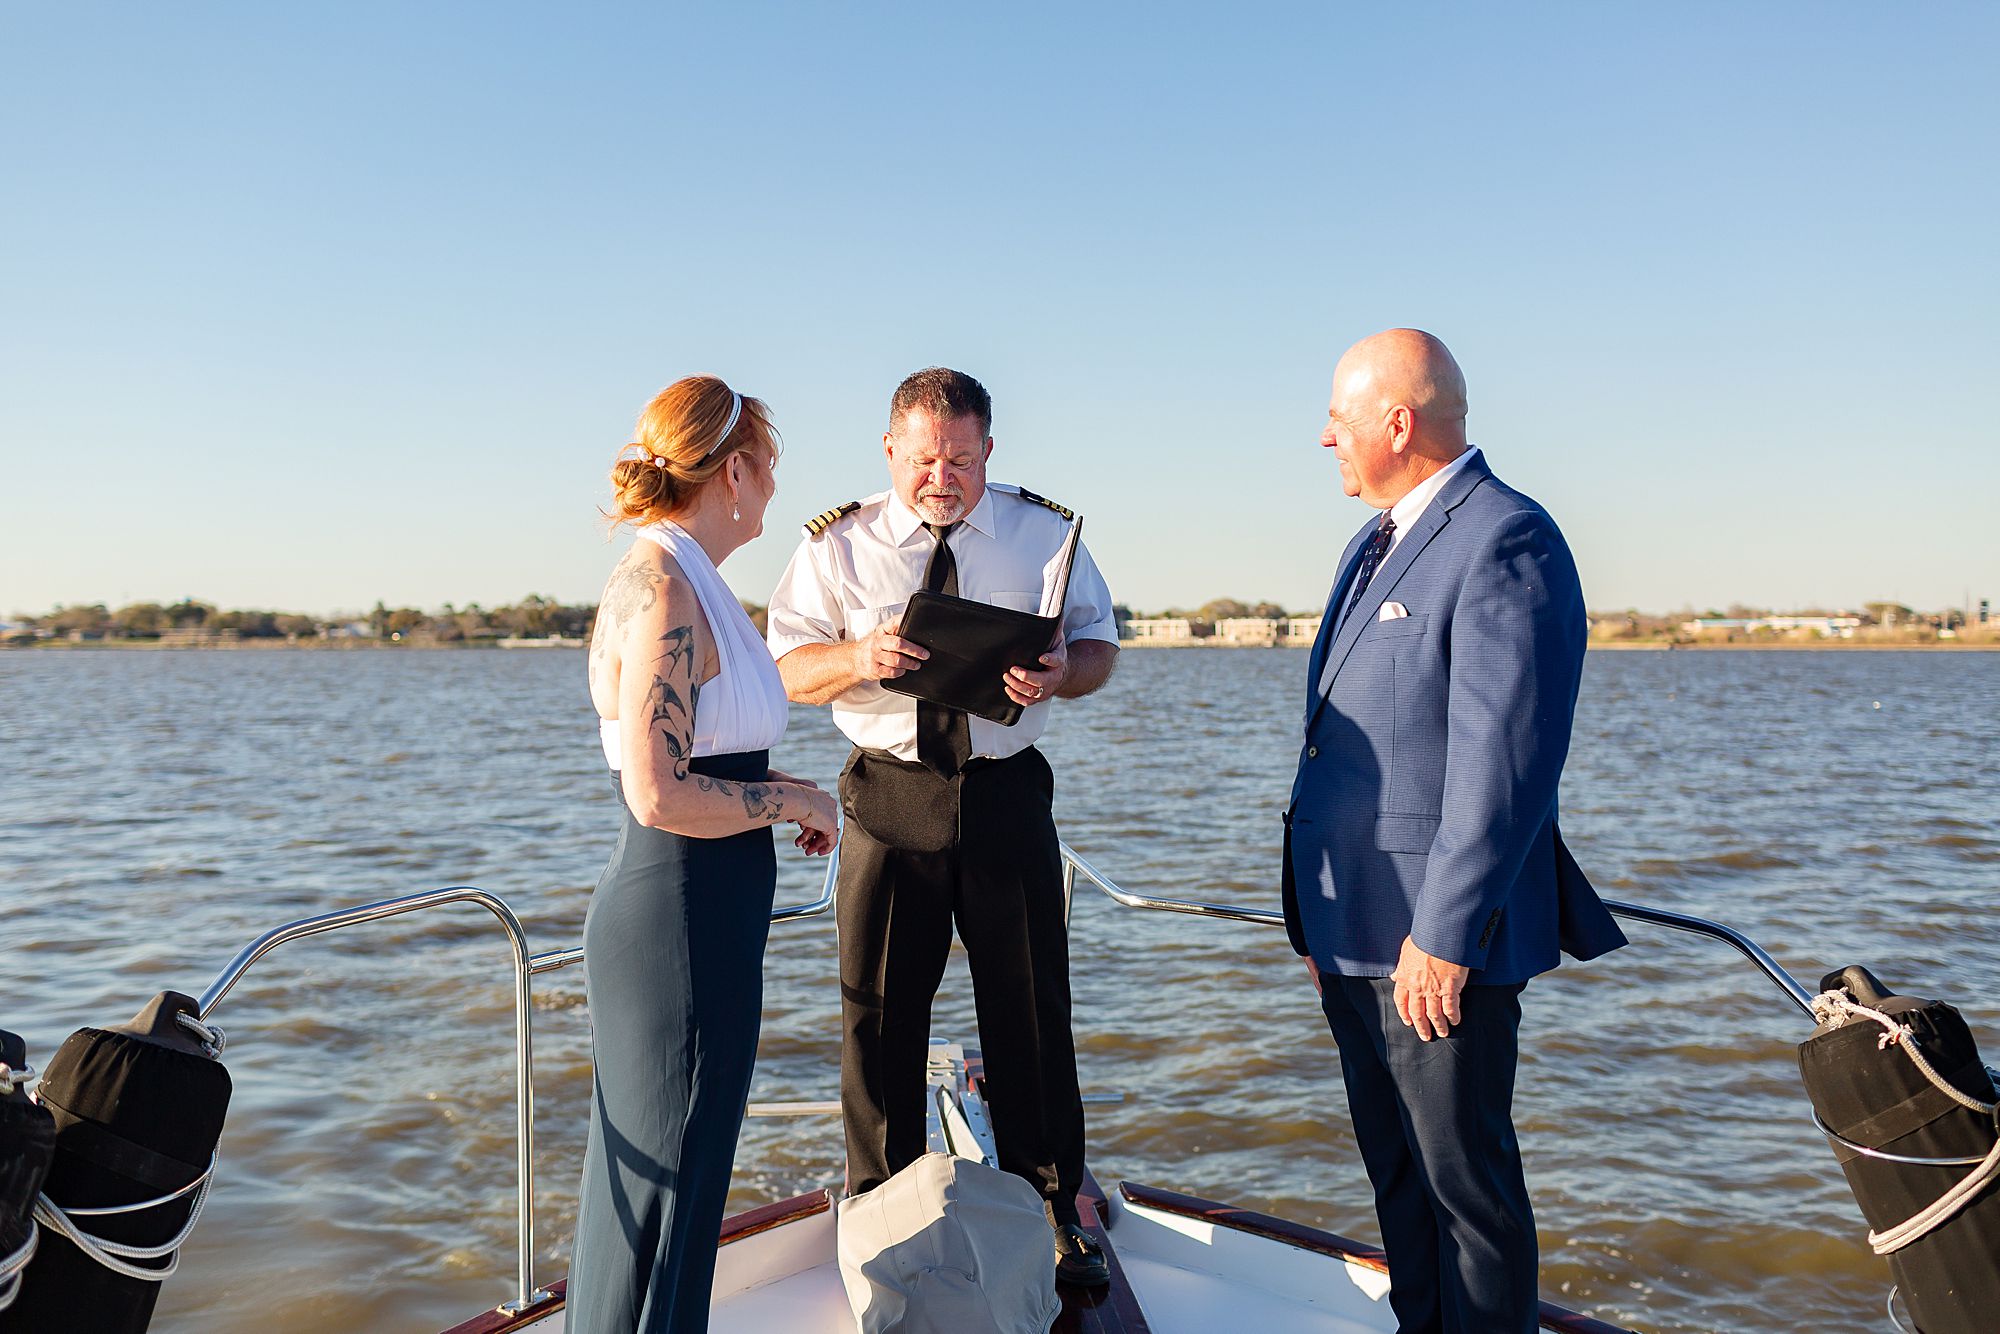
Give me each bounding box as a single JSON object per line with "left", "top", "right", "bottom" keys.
{"left": 1016, "top": 488, "right": 1074, "bottom": 521}
{"left": 803, "top": 501, "right": 860, "bottom": 536}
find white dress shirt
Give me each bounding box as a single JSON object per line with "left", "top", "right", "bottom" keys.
{"left": 1386, "top": 447, "right": 1481, "bottom": 552}
{"left": 766, "top": 484, "right": 1119, "bottom": 762}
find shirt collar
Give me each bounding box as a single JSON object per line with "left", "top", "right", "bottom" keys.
{"left": 1389, "top": 447, "right": 1479, "bottom": 533}
{"left": 884, "top": 486, "right": 998, "bottom": 545}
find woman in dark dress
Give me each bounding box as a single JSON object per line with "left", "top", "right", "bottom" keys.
{"left": 569, "top": 376, "right": 838, "bottom": 1333}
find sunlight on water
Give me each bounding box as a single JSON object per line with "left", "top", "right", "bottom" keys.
{"left": 3, "top": 647, "right": 1995, "bottom": 1331}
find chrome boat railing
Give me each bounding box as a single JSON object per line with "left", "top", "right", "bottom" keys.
{"left": 191, "top": 842, "right": 840, "bottom": 1317}
{"left": 1057, "top": 841, "right": 1817, "bottom": 1017}
{"left": 186, "top": 831, "right": 1810, "bottom": 1319}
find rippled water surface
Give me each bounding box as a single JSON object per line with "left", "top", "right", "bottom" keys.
{"left": 3, "top": 647, "right": 1996, "bottom": 1332}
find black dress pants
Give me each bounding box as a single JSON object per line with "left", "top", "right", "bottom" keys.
{"left": 1319, "top": 976, "right": 1539, "bottom": 1334}
{"left": 835, "top": 746, "right": 1085, "bottom": 1225}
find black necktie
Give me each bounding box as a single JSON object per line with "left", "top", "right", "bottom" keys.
{"left": 915, "top": 523, "right": 971, "bottom": 777}
{"left": 1338, "top": 513, "right": 1397, "bottom": 631}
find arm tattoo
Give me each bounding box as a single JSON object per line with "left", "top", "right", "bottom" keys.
{"left": 648, "top": 617, "right": 778, "bottom": 823}
{"left": 735, "top": 782, "right": 784, "bottom": 823}
{"left": 646, "top": 619, "right": 701, "bottom": 779}
{"left": 601, "top": 556, "right": 664, "bottom": 632}
{"left": 647, "top": 674, "right": 695, "bottom": 778}
{"left": 657, "top": 624, "right": 696, "bottom": 678}
{"left": 593, "top": 553, "right": 664, "bottom": 677}
{"left": 686, "top": 772, "right": 782, "bottom": 823}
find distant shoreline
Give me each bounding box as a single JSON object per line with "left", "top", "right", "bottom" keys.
{"left": 7, "top": 638, "right": 1996, "bottom": 654}
{"left": 0, "top": 638, "right": 585, "bottom": 651}
{"left": 1112, "top": 639, "right": 2000, "bottom": 651}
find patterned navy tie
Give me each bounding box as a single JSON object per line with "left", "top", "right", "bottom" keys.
{"left": 914, "top": 522, "right": 972, "bottom": 776}
{"left": 1338, "top": 512, "right": 1397, "bottom": 631}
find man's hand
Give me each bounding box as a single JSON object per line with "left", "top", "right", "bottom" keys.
{"left": 1391, "top": 935, "right": 1471, "bottom": 1041}
{"left": 1003, "top": 637, "right": 1068, "bottom": 707}
{"left": 852, "top": 617, "right": 928, "bottom": 681}
{"left": 1304, "top": 955, "right": 1322, "bottom": 997}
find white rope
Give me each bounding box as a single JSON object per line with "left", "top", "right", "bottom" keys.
{"left": 174, "top": 1013, "right": 225, "bottom": 1058}
{"left": 1810, "top": 989, "right": 2000, "bottom": 1255}
{"left": 0, "top": 1061, "right": 34, "bottom": 1096}
{"left": 0, "top": 1223, "right": 38, "bottom": 1312}
{"left": 28, "top": 1151, "right": 215, "bottom": 1283}
{"left": 64, "top": 1150, "right": 218, "bottom": 1218}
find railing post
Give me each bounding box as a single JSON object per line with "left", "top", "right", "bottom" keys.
{"left": 195, "top": 888, "right": 553, "bottom": 1315}
{"left": 498, "top": 918, "right": 554, "bottom": 1315}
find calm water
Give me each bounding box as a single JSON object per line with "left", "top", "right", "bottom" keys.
{"left": 3, "top": 647, "right": 1996, "bottom": 1332}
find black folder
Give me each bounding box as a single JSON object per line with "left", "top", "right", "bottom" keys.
{"left": 882, "top": 516, "right": 1083, "bottom": 726}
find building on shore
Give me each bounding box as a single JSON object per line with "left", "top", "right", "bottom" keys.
{"left": 1681, "top": 615, "right": 1862, "bottom": 639}
{"left": 1122, "top": 617, "right": 1195, "bottom": 644}
{"left": 158, "top": 626, "right": 241, "bottom": 647}
{"left": 1213, "top": 617, "right": 1279, "bottom": 646}
{"left": 1123, "top": 615, "right": 1322, "bottom": 647}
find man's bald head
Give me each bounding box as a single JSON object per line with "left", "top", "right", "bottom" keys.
{"left": 1322, "top": 329, "right": 1470, "bottom": 508}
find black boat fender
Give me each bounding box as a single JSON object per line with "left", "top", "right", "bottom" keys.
{"left": 0, "top": 992, "right": 232, "bottom": 1334}
{"left": 0, "top": 1031, "right": 57, "bottom": 1313}
{"left": 1798, "top": 965, "right": 2000, "bottom": 1334}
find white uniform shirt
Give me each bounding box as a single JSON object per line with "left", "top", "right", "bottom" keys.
{"left": 1386, "top": 447, "right": 1480, "bottom": 552}
{"left": 766, "top": 484, "right": 1119, "bottom": 762}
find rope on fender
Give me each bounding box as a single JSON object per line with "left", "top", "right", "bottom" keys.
{"left": 175, "top": 1013, "right": 226, "bottom": 1058}
{"left": 1810, "top": 990, "right": 2000, "bottom": 1255}
{"left": 26, "top": 1149, "right": 217, "bottom": 1283}
{"left": 0, "top": 1223, "right": 38, "bottom": 1312}
{"left": 1, "top": 1057, "right": 43, "bottom": 1310}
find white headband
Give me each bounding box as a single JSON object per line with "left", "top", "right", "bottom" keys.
{"left": 704, "top": 391, "right": 743, "bottom": 458}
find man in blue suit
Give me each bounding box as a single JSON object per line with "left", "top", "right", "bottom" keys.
{"left": 1283, "top": 329, "right": 1627, "bottom": 1333}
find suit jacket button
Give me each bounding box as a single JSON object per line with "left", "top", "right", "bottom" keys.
{"left": 1307, "top": 745, "right": 1319, "bottom": 758}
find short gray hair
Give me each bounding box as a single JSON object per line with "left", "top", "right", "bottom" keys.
{"left": 889, "top": 367, "right": 991, "bottom": 437}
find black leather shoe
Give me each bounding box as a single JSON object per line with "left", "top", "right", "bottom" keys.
{"left": 1053, "top": 1222, "right": 1110, "bottom": 1288}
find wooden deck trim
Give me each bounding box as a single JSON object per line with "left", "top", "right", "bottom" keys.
{"left": 718, "top": 1186, "right": 833, "bottom": 1245}
{"left": 1118, "top": 1181, "right": 1635, "bottom": 1334}
{"left": 437, "top": 1188, "right": 832, "bottom": 1334}
{"left": 437, "top": 1279, "right": 567, "bottom": 1334}
{"left": 1052, "top": 1167, "right": 1154, "bottom": 1334}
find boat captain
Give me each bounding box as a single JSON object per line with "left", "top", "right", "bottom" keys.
{"left": 765, "top": 366, "right": 1120, "bottom": 1287}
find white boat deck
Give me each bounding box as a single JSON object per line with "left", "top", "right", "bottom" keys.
{"left": 449, "top": 1044, "right": 1625, "bottom": 1334}
{"left": 494, "top": 1186, "right": 1411, "bottom": 1334}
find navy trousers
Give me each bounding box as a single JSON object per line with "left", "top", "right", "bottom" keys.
{"left": 1319, "top": 977, "right": 1538, "bottom": 1334}
{"left": 568, "top": 751, "right": 776, "bottom": 1334}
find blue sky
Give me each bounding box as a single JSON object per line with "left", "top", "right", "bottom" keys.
{"left": 4, "top": 3, "right": 1996, "bottom": 618}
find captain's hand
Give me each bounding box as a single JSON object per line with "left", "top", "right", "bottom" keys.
{"left": 1003, "top": 638, "right": 1068, "bottom": 707}
{"left": 1304, "top": 955, "right": 1323, "bottom": 997}
{"left": 766, "top": 767, "right": 818, "bottom": 788}
{"left": 853, "top": 617, "right": 928, "bottom": 682}
{"left": 1391, "top": 936, "right": 1471, "bottom": 1041}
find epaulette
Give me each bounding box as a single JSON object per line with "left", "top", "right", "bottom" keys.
{"left": 1015, "top": 488, "right": 1074, "bottom": 521}
{"left": 802, "top": 501, "right": 860, "bottom": 537}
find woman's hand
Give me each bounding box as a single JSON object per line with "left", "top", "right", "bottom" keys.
{"left": 788, "top": 784, "right": 840, "bottom": 856}
{"left": 766, "top": 767, "right": 818, "bottom": 788}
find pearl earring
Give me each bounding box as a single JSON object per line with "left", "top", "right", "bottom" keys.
{"left": 733, "top": 504, "right": 741, "bottom": 522}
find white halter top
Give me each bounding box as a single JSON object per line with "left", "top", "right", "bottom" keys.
{"left": 599, "top": 521, "right": 789, "bottom": 769}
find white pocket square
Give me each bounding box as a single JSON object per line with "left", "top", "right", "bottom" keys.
{"left": 1377, "top": 602, "right": 1410, "bottom": 621}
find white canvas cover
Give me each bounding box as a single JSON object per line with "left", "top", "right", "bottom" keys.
{"left": 835, "top": 1152, "right": 1060, "bottom": 1334}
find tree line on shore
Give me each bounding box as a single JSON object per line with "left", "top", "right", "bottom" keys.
{"left": 7, "top": 595, "right": 1989, "bottom": 646}
{"left": 6, "top": 597, "right": 603, "bottom": 644}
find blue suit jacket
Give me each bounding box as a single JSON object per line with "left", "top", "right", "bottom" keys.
{"left": 1282, "top": 454, "right": 1626, "bottom": 984}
